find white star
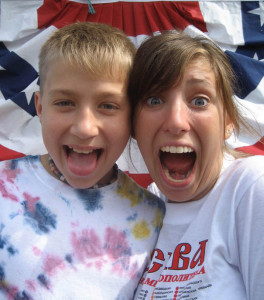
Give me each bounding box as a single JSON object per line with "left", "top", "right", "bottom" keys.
{"left": 24, "top": 78, "right": 39, "bottom": 105}
{"left": 248, "top": 2, "right": 264, "bottom": 27}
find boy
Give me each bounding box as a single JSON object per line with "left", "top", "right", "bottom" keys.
{"left": 0, "top": 22, "right": 165, "bottom": 299}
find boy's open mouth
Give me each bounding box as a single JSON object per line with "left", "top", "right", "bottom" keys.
{"left": 65, "top": 146, "right": 102, "bottom": 158}
{"left": 160, "top": 146, "right": 196, "bottom": 182}
{"left": 64, "top": 146, "right": 103, "bottom": 176}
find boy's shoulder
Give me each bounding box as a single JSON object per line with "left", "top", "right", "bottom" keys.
{"left": 0, "top": 155, "right": 39, "bottom": 168}
{"left": 116, "top": 169, "right": 166, "bottom": 212}
{"left": 0, "top": 155, "right": 41, "bottom": 180}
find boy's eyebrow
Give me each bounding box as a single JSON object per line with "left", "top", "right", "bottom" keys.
{"left": 48, "top": 89, "right": 125, "bottom": 100}
{"left": 48, "top": 89, "right": 77, "bottom": 98}
{"left": 96, "top": 91, "right": 125, "bottom": 100}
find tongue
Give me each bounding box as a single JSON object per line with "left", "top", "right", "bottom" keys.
{"left": 162, "top": 152, "right": 194, "bottom": 174}
{"left": 67, "top": 150, "right": 98, "bottom": 176}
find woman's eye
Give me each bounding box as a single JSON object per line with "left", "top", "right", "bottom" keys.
{"left": 146, "top": 97, "right": 163, "bottom": 106}
{"left": 191, "top": 97, "right": 208, "bottom": 107}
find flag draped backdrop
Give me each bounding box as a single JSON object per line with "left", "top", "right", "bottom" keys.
{"left": 0, "top": 0, "right": 263, "bottom": 187}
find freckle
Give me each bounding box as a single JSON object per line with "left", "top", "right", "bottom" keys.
{"left": 37, "top": 274, "right": 50, "bottom": 289}
{"left": 32, "top": 246, "right": 42, "bottom": 256}
{"left": 65, "top": 254, "right": 72, "bottom": 263}
{"left": 132, "top": 220, "right": 150, "bottom": 239}
{"left": 71, "top": 221, "right": 79, "bottom": 227}
{"left": 7, "top": 246, "right": 16, "bottom": 255}
{"left": 26, "top": 279, "right": 37, "bottom": 291}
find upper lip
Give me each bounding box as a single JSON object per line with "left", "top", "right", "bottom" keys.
{"left": 160, "top": 144, "right": 195, "bottom": 154}
{"left": 71, "top": 148, "right": 94, "bottom": 154}
{"left": 160, "top": 145, "right": 194, "bottom": 154}
{"left": 66, "top": 145, "right": 102, "bottom": 154}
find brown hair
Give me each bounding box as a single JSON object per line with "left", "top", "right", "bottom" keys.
{"left": 39, "top": 22, "right": 136, "bottom": 93}
{"left": 127, "top": 32, "right": 257, "bottom": 154}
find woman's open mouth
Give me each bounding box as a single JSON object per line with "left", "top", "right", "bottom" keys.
{"left": 159, "top": 146, "right": 196, "bottom": 182}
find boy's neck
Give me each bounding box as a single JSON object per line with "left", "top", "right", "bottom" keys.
{"left": 39, "top": 154, "right": 118, "bottom": 189}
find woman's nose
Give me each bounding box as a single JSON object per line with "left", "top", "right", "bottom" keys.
{"left": 163, "top": 100, "right": 191, "bottom": 135}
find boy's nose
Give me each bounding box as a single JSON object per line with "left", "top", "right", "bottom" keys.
{"left": 163, "top": 100, "right": 190, "bottom": 135}
{"left": 70, "top": 109, "right": 99, "bottom": 139}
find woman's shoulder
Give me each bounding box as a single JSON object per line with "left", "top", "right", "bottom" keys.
{"left": 219, "top": 155, "right": 264, "bottom": 191}
{"left": 230, "top": 155, "right": 264, "bottom": 174}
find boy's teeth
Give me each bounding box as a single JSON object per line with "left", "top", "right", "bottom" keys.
{"left": 72, "top": 148, "right": 94, "bottom": 154}
{"left": 161, "top": 146, "right": 193, "bottom": 154}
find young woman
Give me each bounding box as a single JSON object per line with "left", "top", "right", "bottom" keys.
{"left": 128, "top": 32, "right": 264, "bottom": 300}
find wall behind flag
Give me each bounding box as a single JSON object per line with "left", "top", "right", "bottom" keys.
{"left": 0, "top": 0, "right": 263, "bottom": 187}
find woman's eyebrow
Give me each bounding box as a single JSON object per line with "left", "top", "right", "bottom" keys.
{"left": 186, "top": 77, "right": 214, "bottom": 87}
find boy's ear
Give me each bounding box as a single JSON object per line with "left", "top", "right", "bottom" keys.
{"left": 35, "top": 91, "right": 42, "bottom": 121}
{"left": 224, "top": 115, "right": 234, "bottom": 140}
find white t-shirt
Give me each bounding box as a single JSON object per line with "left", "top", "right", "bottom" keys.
{"left": 0, "top": 156, "right": 165, "bottom": 300}
{"left": 135, "top": 155, "right": 264, "bottom": 300}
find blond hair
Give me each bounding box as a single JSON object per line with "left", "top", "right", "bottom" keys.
{"left": 39, "top": 22, "right": 136, "bottom": 93}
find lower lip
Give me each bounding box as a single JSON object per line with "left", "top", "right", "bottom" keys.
{"left": 159, "top": 160, "right": 196, "bottom": 189}
{"left": 65, "top": 148, "right": 102, "bottom": 177}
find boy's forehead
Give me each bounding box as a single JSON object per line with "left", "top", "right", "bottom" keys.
{"left": 41, "top": 48, "right": 131, "bottom": 85}
{"left": 43, "top": 64, "right": 127, "bottom": 101}
{"left": 43, "top": 57, "right": 127, "bottom": 83}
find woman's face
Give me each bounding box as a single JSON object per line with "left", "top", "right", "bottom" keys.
{"left": 134, "top": 58, "right": 227, "bottom": 202}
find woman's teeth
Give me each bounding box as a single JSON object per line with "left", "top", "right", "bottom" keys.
{"left": 160, "top": 146, "right": 195, "bottom": 182}
{"left": 163, "top": 167, "right": 192, "bottom": 182}
{"left": 161, "top": 146, "right": 193, "bottom": 153}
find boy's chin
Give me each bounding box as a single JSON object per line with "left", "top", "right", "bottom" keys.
{"left": 66, "top": 167, "right": 115, "bottom": 189}
{"left": 40, "top": 153, "right": 115, "bottom": 189}
{"left": 65, "top": 176, "right": 99, "bottom": 189}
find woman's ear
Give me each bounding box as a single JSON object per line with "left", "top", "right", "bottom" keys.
{"left": 34, "top": 91, "right": 42, "bottom": 122}
{"left": 224, "top": 115, "right": 234, "bottom": 140}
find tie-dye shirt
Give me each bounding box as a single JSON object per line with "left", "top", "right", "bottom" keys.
{"left": 0, "top": 156, "right": 165, "bottom": 300}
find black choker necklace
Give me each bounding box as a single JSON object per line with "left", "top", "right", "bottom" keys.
{"left": 48, "top": 155, "right": 118, "bottom": 189}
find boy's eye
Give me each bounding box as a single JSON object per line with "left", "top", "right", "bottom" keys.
{"left": 56, "top": 100, "right": 74, "bottom": 107}
{"left": 100, "top": 103, "right": 118, "bottom": 110}
{"left": 146, "top": 97, "right": 163, "bottom": 106}
{"left": 191, "top": 97, "right": 208, "bottom": 107}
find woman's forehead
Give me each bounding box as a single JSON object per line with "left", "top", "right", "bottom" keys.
{"left": 159, "top": 57, "right": 217, "bottom": 93}
{"left": 183, "top": 58, "right": 216, "bottom": 85}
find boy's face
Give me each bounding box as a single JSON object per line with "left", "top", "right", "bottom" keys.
{"left": 35, "top": 60, "right": 130, "bottom": 189}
